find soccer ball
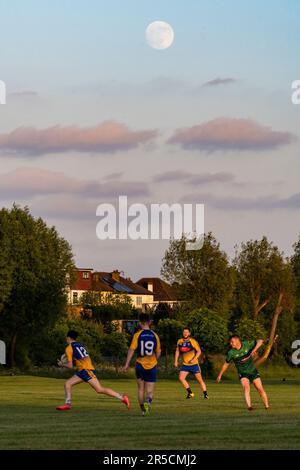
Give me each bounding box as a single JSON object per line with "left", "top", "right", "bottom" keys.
{"left": 58, "top": 353, "right": 68, "bottom": 367}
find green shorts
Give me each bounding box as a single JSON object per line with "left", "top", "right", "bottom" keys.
{"left": 239, "top": 371, "right": 260, "bottom": 383}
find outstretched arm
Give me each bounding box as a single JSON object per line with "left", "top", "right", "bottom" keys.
{"left": 216, "top": 362, "right": 230, "bottom": 383}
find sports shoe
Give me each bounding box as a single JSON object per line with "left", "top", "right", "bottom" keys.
{"left": 143, "top": 402, "right": 150, "bottom": 416}
{"left": 56, "top": 404, "right": 71, "bottom": 411}
{"left": 186, "top": 392, "right": 195, "bottom": 399}
{"left": 248, "top": 406, "right": 254, "bottom": 411}
{"left": 122, "top": 394, "right": 131, "bottom": 409}
{"left": 203, "top": 391, "right": 209, "bottom": 399}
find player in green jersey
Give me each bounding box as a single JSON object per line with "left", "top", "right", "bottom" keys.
{"left": 216, "top": 335, "right": 269, "bottom": 411}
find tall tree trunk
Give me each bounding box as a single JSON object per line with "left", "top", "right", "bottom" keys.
{"left": 10, "top": 331, "right": 18, "bottom": 367}
{"left": 255, "top": 291, "right": 283, "bottom": 367}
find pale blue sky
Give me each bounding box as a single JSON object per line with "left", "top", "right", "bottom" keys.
{"left": 0, "top": 0, "right": 299, "bottom": 278}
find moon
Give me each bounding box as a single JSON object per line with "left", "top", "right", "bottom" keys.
{"left": 146, "top": 21, "right": 174, "bottom": 50}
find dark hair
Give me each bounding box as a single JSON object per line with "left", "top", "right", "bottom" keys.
{"left": 183, "top": 327, "right": 191, "bottom": 332}
{"left": 67, "top": 330, "right": 78, "bottom": 340}
{"left": 139, "top": 313, "right": 150, "bottom": 324}
{"left": 229, "top": 335, "right": 240, "bottom": 341}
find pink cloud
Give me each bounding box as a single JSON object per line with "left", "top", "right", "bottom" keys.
{"left": 168, "top": 118, "right": 297, "bottom": 152}
{"left": 0, "top": 121, "right": 157, "bottom": 156}
{"left": 0, "top": 167, "right": 150, "bottom": 198}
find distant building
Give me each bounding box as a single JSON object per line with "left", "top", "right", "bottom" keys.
{"left": 68, "top": 268, "right": 153, "bottom": 311}
{"left": 136, "top": 277, "right": 180, "bottom": 310}
{"left": 68, "top": 268, "right": 93, "bottom": 305}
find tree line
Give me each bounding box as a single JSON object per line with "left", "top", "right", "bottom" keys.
{"left": 0, "top": 206, "right": 299, "bottom": 368}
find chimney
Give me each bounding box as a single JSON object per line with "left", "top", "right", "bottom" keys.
{"left": 148, "top": 281, "right": 153, "bottom": 292}
{"left": 112, "top": 270, "right": 120, "bottom": 282}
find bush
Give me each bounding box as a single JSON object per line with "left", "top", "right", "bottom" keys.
{"left": 186, "top": 308, "right": 229, "bottom": 354}
{"left": 29, "top": 315, "right": 104, "bottom": 366}
{"left": 233, "top": 318, "right": 267, "bottom": 342}
{"left": 155, "top": 318, "right": 184, "bottom": 355}
{"left": 99, "top": 331, "right": 129, "bottom": 360}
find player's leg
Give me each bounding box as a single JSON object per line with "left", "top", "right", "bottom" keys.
{"left": 194, "top": 371, "right": 209, "bottom": 399}
{"left": 137, "top": 378, "right": 146, "bottom": 415}
{"left": 253, "top": 377, "right": 269, "bottom": 409}
{"left": 56, "top": 375, "right": 83, "bottom": 410}
{"left": 88, "top": 376, "right": 130, "bottom": 409}
{"left": 144, "top": 381, "right": 155, "bottom": 415}
{"left": 179, "top": 371, "right": 194, "bottom": 398}
{"left": 240, "top": 377, "right": 253, "bottom": 410}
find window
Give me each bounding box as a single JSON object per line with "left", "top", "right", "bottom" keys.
{"left": 82, "top": 272, "right": 90, "bottom": 279}
{"left": 136, "top": 296, "right": 142, "bottom": 307}
{"left": 73, "top": 292, "right": 79, "bottom": 304}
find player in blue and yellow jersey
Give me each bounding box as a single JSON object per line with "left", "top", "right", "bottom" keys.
{"left": 175, "top": 327, "right": 209, "bottom": 400}
{"left": 56, "top": 330, "right": 130, "bottom": 411}
{"left": 123, "top": 314, "right": 161, "bottom": 416}
{"left": 216, "top": 335, "right": 269, "bottom": 411}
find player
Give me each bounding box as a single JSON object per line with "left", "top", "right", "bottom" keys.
{"left": 123, "top": 313, "right": 161, "bottom": 416}
{"left": 56, "top": 330, "right": 130, "bottom": 411}
{"left": 216, "top": 335, "right": 269, "bottom": 411}
{"left": 174, "top": 327, "right": 209, "bottom": 399}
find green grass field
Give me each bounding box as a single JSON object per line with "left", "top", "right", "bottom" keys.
{"left": 0, "top": 376, "right": 299, "bottom": 450}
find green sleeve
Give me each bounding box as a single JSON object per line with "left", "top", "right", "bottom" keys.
{"left": 226, "top": 350, "right": 232, "bottom": 363}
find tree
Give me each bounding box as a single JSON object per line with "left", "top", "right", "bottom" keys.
{"left": 161, "top": 233, "right": 234, "bottom": 316}
{"left": 186, "top": 308, "right": 229, "bottom": 354}
{"left": 233, "top": 318, "right": 267, "bottom": 342}
{"left": 234, "top": 237, "right": 295, "bottom": 365}
{"left": 80, "top": 291, "right": 137, "bottom": 332}
{"left": 291, "top": 236, "right": 300, "bottom": 332}
{"left": 0, "top": 205, "right": 75, "bottom": 366}
{"left": 155, "top": 318, "right": 184, "bottom": 366}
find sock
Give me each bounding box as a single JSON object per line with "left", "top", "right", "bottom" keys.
{"left": 65, "top": 399, "right": 71, "bottom": 405}
{"left": 140, "top": 403, "right": 146, "bottom": 412}
{"left": 146, "top": 397, "right": 153, "bottom": 405}
{"left": 116, "top": 394, "right": 123, "bottom": 400}
{"left": 186, "top": 387, "right": 192, "bottom": 394}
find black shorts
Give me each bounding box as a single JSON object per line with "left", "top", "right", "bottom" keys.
{"left": 239, "top": 371, "right": 260, "bottom": 383}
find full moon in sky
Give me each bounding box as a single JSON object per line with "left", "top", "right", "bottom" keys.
{"left": 145, "top": 21, "right": 174, "bottom": 50}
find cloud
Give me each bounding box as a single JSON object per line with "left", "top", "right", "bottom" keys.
{"left": 8, "top": 90, "right": 39, "bottom": 98}
{"left": 168, "top": 118, "right": 297, "bottom": 152}
{"left": 181, "top": 191, "right": 300, "bottom": 211}
{"left": 153, "top": 170, "right": 191, "bottom": 182}
{"left": 202, "top": 78, "right": 238, "bottom": 87}
{"left": 153, "top": 170, "right": 235, "bottom": 184}
{"left": 0, "top": 121, "right": 157, "bottom": 156}
{"left": 0, "top": 167, "right": 151, "bottom": 199}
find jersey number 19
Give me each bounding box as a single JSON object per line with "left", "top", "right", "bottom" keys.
{"left": 140, "top": 340, "right": 155, "bottom": 356}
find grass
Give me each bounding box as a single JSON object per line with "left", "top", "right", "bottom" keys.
{"left": 0, "top": 375, "right": 300, "bottom": 450}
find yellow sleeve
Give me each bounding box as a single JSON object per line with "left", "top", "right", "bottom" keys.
{"left": 130, "top": 331, "right": 140, "bottom": 351}
{"left": 155, "top": 333, "right": 161, "bottom": 353}
{"left": 65, "top": 344, "right": 73, "bottom": 362}
{"left": 191, "top": 338, "right": 201, "bottom": 352}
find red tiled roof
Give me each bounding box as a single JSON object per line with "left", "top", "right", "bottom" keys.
{"left": 92, "top": 272, "right": 153, "bottom": 295}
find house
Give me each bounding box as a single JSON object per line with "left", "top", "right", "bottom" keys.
{"left": 136, "top": 277, "right": 180, "bottom": 310}
{"left": 68, "top": 268, "right": 93, "bottom": 305}
{"left": 92, "top": 270, "right": 154, "bottom": 310}
{"left": 68, "top": 268, "right": 154, "bottom": 311}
